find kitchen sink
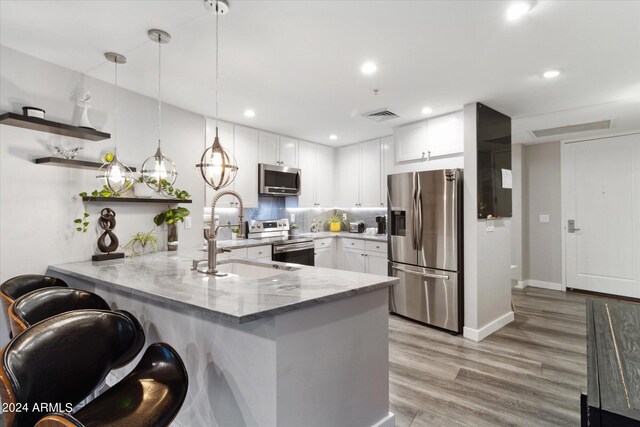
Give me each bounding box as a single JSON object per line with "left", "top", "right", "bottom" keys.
{"left": 215, "top": 260, "right": 300, "bottom": 279}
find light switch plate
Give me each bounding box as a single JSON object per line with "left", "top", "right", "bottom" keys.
{"left": 184, "top": 216, "right": 192, "bottom": 229}
{"left": 539, "top": 214, "right": 550, "bottom": 223}
{"left": 290, "top": 213, "right": 295, "bottom": 223}
{"left": 486, "top": 220, "right": 494, "bottom": 232}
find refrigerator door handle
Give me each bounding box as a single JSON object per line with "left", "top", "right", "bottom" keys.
{"left": 411, "top": 172, "right": 419, "bottom": 250}
{"left": 391, "top": 265, "right": 449, "bottom": 280}
{"left": 416, "top": 178, "right": 423, "bottom": 248}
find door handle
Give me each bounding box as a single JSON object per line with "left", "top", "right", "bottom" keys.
{"left": 568, "top": 219, "right": 581, "bottom": 233}
{"left": 391, "top": 265, "right": 449, "bottom": 280}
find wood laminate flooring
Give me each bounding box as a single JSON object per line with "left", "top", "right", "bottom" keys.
{"left": 389, "top": 287, "right": 588, "bottom": 427}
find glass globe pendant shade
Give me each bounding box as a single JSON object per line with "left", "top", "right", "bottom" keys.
{"left": 96, "top": 152, "right": 133, "bottom": 195}
{"left": 140, "top": 147, "right": 178, "bottom": 192}
{"left": 196, "top": 132, "right": 238, "bottom": 190}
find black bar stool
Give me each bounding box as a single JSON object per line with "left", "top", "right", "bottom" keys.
{"left": 0, "top": 310, "right": 188, "bottom": 427}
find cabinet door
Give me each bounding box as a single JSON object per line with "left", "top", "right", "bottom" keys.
{"left": 205, "top": 120, "right": 235, "bottom": 207}
{"left": 315, "top": 247, "right": 333, "bottom": 268}
{"left": 233, "top": 126, "right": 259, "bottom": 208}
{"left": 315, "top": 144, "right": 335, "bottom": 208}
{"left": 394, "top": 121, "right": 427, "bottom": 162}
{"left": 258, "top": 131, "right": 279, "bottom": 165}
{"left": 359, "top": 139, "right": 382, "bottom": 207}
{"left": 342, "top": 248, "right": 366, "bottom": 273}
{"left": 297, "top": 141, "right": 316, "bottom": 207}
{"left": 338, "top": 144, "right": 360, "bottom": 207}
{"left": 426, "top": 111, "right": 463, "bottom": 157}
{"left": 381, "top": 136, "right": 394, "bottom": 207}
{"left": 366, "top": 251, "right": 389, "bottom": 276}
{"left": 279, "top": 136, "right": 299, "bottom": 167}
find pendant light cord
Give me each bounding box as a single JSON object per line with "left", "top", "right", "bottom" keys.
{"left": 215, "top": 2, "right": 219, "bottom": 137}
{"left": 114, "top": 60, "right": 118, "bottom": 155}
{"left": 158, "top": 34, "right": 162, "bottom": 150}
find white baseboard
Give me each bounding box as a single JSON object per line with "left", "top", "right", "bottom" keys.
{"left": 513, "top": 280, "right": 527, "bottom": 289}
{"left": 463, "top": 311, "right": 514, "bottom": 342}
{"left": 371, "top": 412, "right": 395, "bottom": 427}
{"left": 525, "top": 279, "right": 564, "bottom": 291}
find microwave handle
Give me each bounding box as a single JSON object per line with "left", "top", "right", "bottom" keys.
{"left": 296, "top": 169, "right": 301, "bottom": 189}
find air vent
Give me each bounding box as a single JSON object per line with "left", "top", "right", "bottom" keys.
{"left": 363, "top": 109, "right": 399, "bottom": 122}
{"left": 532, "top": 120, "right": 611, "bottom": 137}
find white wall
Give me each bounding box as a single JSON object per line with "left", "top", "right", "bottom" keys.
{"left": 0, "top": 45, "right": 206, "bottom": 342}
{"left": 522, "top": 141, "right": 563, "bottom": 285}
{"left": 462, "top": 103, "right": 513, "bottom": 341}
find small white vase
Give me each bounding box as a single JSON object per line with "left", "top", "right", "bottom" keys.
{"left": 133, "top": 183, "right": 155, "bottom": 198}
{"left": 79, "top": 107, "right": 94, "bottom": 129}
{"left": 231, "top": 233, "right": 238, "bottom": 240}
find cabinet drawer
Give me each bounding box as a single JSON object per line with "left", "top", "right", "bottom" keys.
{"left": 219, "top": 247, "right": 248, "bottom": 261}
{"left": 314, "top": 238, "right": 333, "bottom": 249}
{"left": 248, "top": 245, "right": 271, "bottom": 259}
{"left": 342, "top": 238, "right": 365, "bottom": 250}
{"left": 365, "top": 241, "right": 387, "bottom": 254}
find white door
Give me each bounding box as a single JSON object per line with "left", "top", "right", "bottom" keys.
{"left": 233, "top": 126, "right": 259, "bottom": 208}
{"left": 315, "top": 144, "right": 335, "bottom": 208}
{"left": 394, "top": 121, "right": 427, "bottom": 162}
{"left": 359, "top": 139, "right": 382, "bottom": 207}
{"left": 205, "top": 119, "right": 235, "bottom": 207}
{"left": 297, "top": 141, "right": 316, "bottom": 207}
{"left": 565, "top": 133, "right": 640, "bottom": 298}
{"left": 258, "top": 131, "right": 279, "bottom": 165}
{"left": 279, "top": 136, "right": 299, "bottom": 167}
{"left": 342, "top": 249, "right": 366, "bottom": 273}
{"left": 338, "top": 144, "right": 360, "bottom": 207}
{"left": 315, "top": 247, "right": 333, "bottom": 268}
{"left": 366, "top": 251, "right": 388, "bottom": 276}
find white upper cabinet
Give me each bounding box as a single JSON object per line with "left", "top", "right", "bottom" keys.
{"left": 297, "top": 140, "right": 316, "bottom": 208}
{"left": 258, "top": 131, "right": 279, "bottom": 165}
{"left": 233, "top": 125, "right": 259, "bottom": 208}
{"left": 359, "top": 139, "right": 383, "bottom": 208}
{"left": 393, "top": 111, "right": 463, "bottom": 162}
{"left": 278, "top": 136, "right": 299, "bottom": 168}
{"left": 426, "top": 111, "right": 463, "bottom": 157}
{"left": 338, "top": 143, "right": 360, "bottom": 207}
{"left": 315, "top": 143, "right": 334, "bottom": 208}
{"left": 381, "top": 136, "right": 394, "bottom": 207}
{"left": 394, "top": 121, "right": 427, "bottom": 162}
{"left": 258, "top": 132, "right": 298, "bottom": 167}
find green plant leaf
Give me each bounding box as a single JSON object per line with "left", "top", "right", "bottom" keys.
{"left": 84, "top": 213, "right": 90, "bottom": 217}
{"left": 83, "top": 222, "right": 89, "bottom": 227}
{"left": 74, "top": 219, "right": 82, "bottom": 223}
{"left": 76, "top": 227, "right": 82, "bottom": 231}
{"left": 91, "top": 190, "right": 99, "bottom": 197}
{"left": 79, "top": 192, "right": 87, "bottom": 197}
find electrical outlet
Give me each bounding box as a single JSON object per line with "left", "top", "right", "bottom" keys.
{"left": 184, "top": 216, "right": 192, "bottom": 229}
{"left": 342, "top": 213, "right": 347, "bottom": 221}
{"left": 486, "top": 220, "right": 495, "bottom": 232}
{"left": 290, "top": 213, "right": 295, "bottom": 223}
{"left": 539, "top": 214, "right": 550, "bottom": 223}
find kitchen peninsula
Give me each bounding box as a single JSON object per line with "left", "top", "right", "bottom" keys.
{"left": 47, "top": 248, "right": 397, "bottom": 427}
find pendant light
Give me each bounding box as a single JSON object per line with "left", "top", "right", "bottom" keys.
{"left": 97, "top": 53, "right": 133, "bottom": 194}
{"left": 141, "top": 29, "right": 178, "bottom": 193}
{"left": 196, "top": 0, "right": 238, "bottom": 190}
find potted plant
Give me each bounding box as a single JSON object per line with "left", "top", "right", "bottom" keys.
{"left": 231, "top": 227, "right": 240, "bottom": 240}
{"left": 154, "top": 207, "right": 190, "bottom": 251}
{"left": 289, "top": 224, "right": 300, "bottom": 236}
{"left": 122, "top": 230, "right": 159, "bottom": 257}
{"left": 326, "top": 210, "right": 347, "bottom": 232}
{"left": 133, "top": 175, "right": 156, "bottom": 198}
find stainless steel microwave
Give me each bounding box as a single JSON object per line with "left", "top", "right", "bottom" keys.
{"left": 259, "top": 163, "right": 301, "bottom": 196}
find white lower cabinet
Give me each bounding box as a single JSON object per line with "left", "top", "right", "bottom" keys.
{"left": 366, "top": 251, "right": 388, "bottom": 276}
{"left": 343, "top": 248, "right": 366, "bottom": 273}
{"left": 315, "top": 247, "right": 333, "bottom": 268}
{"left": 338, "top": 239, "right": 389, "bottom": 275}
{"left": 248, "top": 245, "right": 271, "bottom": 261}
{"left": 218, "top": 247, "right": 247, "bottom": 261}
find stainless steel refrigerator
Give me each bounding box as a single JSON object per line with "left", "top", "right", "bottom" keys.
{"left": 387, "top": 169, "right": 463, "bottom": 334}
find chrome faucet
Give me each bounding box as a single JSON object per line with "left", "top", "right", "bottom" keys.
{"left": 193, "top": 190, "right": 244, "bottom": 275}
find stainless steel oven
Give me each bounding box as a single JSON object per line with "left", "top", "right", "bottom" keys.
{"left": 259, "top": 163, "right": 301, "bottom": 196}
{"left": 246, "top": 219, "right": 314, "bottom": 266}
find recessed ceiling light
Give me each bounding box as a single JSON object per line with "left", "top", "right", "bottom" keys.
{"left": 543, "top": 70, "right": 561, "bottom": 79}
{"left": 329, "top": 134, "right": 338, "bottom": 140}
{"left": 361, "top": 62, "right": 377, "bottom": 75}
{"left": 421, "top": 107, "right": 433, "bottom": 115}
{"left": 506, "top": 1, "right": 534, "bottom": 21}
{"left": 244, "top": 109, "right": 255, "bottom": 117}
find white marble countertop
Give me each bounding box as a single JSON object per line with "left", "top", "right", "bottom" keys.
{"left": 49, "top": 249, "right": 397, "bottom": 324}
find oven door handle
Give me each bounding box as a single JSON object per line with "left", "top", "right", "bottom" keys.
{"left": 273, "top": 243, "right": 314, "bottom": 254}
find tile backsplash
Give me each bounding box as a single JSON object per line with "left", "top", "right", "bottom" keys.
{"left": 207, "top": 196, "right": 386, "bottom": 240}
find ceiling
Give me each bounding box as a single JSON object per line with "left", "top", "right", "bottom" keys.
{"left": 1, "top": 1, "right": 639, "bottom": 146}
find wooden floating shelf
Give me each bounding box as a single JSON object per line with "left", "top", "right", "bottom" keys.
{"left": 35, "top": 157, "right": 137, "bottom": 172}
{"left": 0, "top": 112, "right": 110, "bottom": 141}
{"left": 82, "top": 197, "right": 192, "bottom": 204}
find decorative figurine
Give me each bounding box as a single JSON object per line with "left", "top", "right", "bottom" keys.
{"left": 92, "top": 208, "right": 125, "bottom": 261}
{"left": 76, "top": 90, "right": 94, "bottom": 130}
